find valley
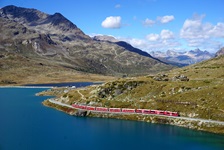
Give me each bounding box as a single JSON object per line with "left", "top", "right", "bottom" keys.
{"left": 1, "top": 5, "right": 224, "bottom": 134}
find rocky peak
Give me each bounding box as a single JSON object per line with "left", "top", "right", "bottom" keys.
{"left": 188, "top": 49, "right": 211, "bottom": 57}
{"left": 93, "top": 35, "right": 118, "bottom": 42}
{"left": 166, "top": 50, "right": 179, "bottom": 57}
{"left": 47, "top": 12, "right": 78, "bottom": 31}
{"left": 215, "top": 47, "right": 224, "bottom": 57}
{"left": 0, "top": 5, "right": 91, "bottom": 41}
{"left": 0, "top": 5, "right": 48, "bottom": 22}
{"left": 190, "top": 48, "right": 201, "bottom": 53}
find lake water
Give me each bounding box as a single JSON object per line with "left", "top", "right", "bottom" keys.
{"left": 0, "top": 87, "right": 224, "bottom": 150}
{"left": 24, "top": 82, "right": 101, "bottom": 87}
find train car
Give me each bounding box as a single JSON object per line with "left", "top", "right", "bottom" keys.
{"left": 157, "top": 110, "right": 165, "bottom": 115}
{"left": 72, "top": 104, "right": 77, "bottom": 108}
{"left": 171, "top": 112, "right": 179, "bottom": 117}
{"left": 86, "top": 106, "right": 96, "bottom": 111}
{"left": 135, "top": 109, "right": 144, "bottom": 113}
{"left": 72, "top": 104, "right": 81, "bottom": 109}
{"left": 150, "top": 110, "right": 157, "bottom": 114}
{"left": 109, "top": 108, "right": 121, "bottom": 112}
{"left": 143, "top": 109, "right": 150, "bottom": 114}
{"left": 96, "top": 107, "right": 108, "bottom": 112}
{"left": 143, "top": 109, "right": 157, "bottom": 114}
{"left": 78, "top": 105, "right": 86, "bottom": 109}
{"left": 122, "top": 108, "right": 135, "bottom": 113}
{"left": 164, "top": 111, "right": 172, "bottom": 116}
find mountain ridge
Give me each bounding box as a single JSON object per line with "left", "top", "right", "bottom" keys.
{"left": 215, "top": 47, "right": 224, "bottom": 57}
{"left": 93, "top": 35, "right": 166, "bottom": 64}
{"left": 0, "top": 5, "right": 174, "bottom": 84}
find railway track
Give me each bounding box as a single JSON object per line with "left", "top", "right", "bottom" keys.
{"left": 48, "top": 99, "right": 224, "bottom": 125}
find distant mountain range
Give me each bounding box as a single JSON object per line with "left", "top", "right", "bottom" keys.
{"left": 93, "top": 35, "right": 217, "bottom": 67}
{"left": 149, "top": 49, "right": 215, "bottom": 66}
{"left": 0, "top": 5, "right": 173, "bottom": 80}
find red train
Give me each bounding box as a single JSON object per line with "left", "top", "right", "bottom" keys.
{"left": 109, "top": 108, "right": 122, "bottom": 112}
{"left": 96, "top": 107, "right": 108, "bottom": 112}
{"left": 72, "top": 104, "right": 179, "bottom": 117}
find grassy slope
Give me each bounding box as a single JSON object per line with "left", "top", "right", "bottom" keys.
{"left": 43, "top": 55, "right": 224, "bottom": 122}
{"left": 0, "top": 53, "right": 116, "bottom": 85}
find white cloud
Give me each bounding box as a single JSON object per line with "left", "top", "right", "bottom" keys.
{"left": 101, "top": 16, "right": 122, "bottom": 29}
{"left": 180, "top": 14, "right": 224, "bottom": 48}
{"left": 129, "top": 39, "right": 148, "bottom": 48}
{"left": 142, "top": 15, "right": 174, "bottom": 27}
{"left": 115, "top": 4, "right": 121, "bottom": 8}
{"left": 157, "top": 15, "right": 175, "bottom": 24}
{"left": 180, "top": 17, "right": 210, "bottom": 39}
{"left": 146, "top": 33, "right": 160, "bottom": 41}
{"left": 143, "top": 18, "right": 156, "bottom": 27}
{"left": 120, "top": 29, "right": 179, "bottom": 52}
{"left": 95, "top": 13, "right": 224, "bottom": 53}
{"left": 160, "top": 29, "right": 174, "bottom": 39}
{"left": 146, "top": 29, "right": 174, "bottom": 41}
{"left": 208, "top": 22, "right": 224, "bottom": 38}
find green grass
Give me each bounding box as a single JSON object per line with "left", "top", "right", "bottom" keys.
{"left": 44, "top": 55, "right": 224, "bottom": 122}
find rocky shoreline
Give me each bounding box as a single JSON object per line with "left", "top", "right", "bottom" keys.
{"left": 42, "top": 99, "right": 224, "bottom": 135}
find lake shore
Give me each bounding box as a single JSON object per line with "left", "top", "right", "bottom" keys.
{"left": 42, "top": 98, "right": 224, "bottom": 135}
{"left": 0, "top": 86, "right": 53, "bottom": 88}
{"left": 0, "top": 71, "right": 117, "bottom": 86}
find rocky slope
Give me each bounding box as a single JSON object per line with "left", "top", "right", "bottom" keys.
{"left": 93, "top": 35, "right": 118, "bottom": 42}
{"left": 215, "top": 47, "right": 224, "bottom": 57}
{"left": 0, "top": 5, "right": 173, "bottom": 85}
{"left": 93, "top": 35, "right": 163, "bottom": 62}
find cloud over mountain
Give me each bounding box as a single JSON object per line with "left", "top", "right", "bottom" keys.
{"left": 112, "top": 14, "right": 223, "bottom": 53}
{"left": 180, "top": 14, "right": 224, "bottom": 48}
{"left": 101, "top": 16, "right": 122, "bottom": 29}
{"left": 145, "top": 30, "right": 174, "bottom": 41}
{"left": 120, "top": 29, "right": 178, "bottom": 52}
{"left": 146, "top": 33, "right": 160, "bottom": 41}
{"left": 161, "top": 29, "right": 174, "bottom": 39}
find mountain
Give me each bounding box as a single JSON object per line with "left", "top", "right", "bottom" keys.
{"left": 93, "top": 35, "right": 118, "bottom": 42}
{"left": 215, "top": 47, "right": 224, "bottom": 57}
{"left": 150, "top": 49, "right": 215, "bottom": 66}
{"left": 0, "top": 5, "right": 173, "bottom": 84}
{"left": 0, "top": 5, "right": 90, "bottom": 41}
{"left": 93, "top": 35, "right": 162, "bottom": 62}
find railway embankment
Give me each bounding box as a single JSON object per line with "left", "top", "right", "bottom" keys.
{"left": 42, "top": 99, "right": 224, "bottom": 134}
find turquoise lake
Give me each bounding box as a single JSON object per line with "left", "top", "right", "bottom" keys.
{"left": 0, "top": 87, "right": 224, "bottom": 150}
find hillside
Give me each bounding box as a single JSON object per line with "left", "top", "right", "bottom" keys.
{"left": 40, "top": 55, "right": 224, "bottom": 133}
{"left": 93, "top": 35, "right": 158, "bottom": 61}
{"left": 0, "top": 5, "right": 173, "bottom": 85}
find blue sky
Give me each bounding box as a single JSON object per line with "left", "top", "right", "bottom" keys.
{"left": 0, "top": 0, "right": 224, "bottom": 53}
